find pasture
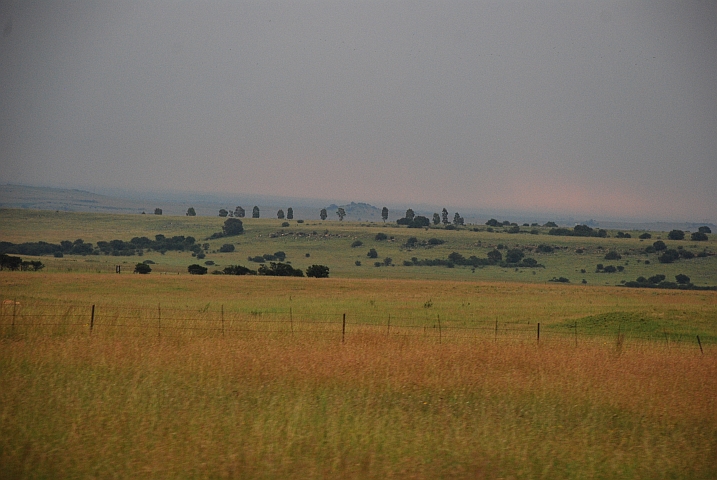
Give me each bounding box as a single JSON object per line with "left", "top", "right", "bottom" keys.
{"left": 1, "top": 209, "right": 717, "bottom": 478}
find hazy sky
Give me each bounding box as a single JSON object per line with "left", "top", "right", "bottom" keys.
{"left": 1, "top": 1, "right": 715, "bottom": 222}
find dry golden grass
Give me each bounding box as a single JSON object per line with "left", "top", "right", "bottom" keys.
{"left": 1, "top": 333, "right": 715, "bottom": 478}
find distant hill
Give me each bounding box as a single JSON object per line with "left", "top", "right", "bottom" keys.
{"left": 0, "top": 185, "right": 150, "bottom": 214}
{"left": 325, "top": 202, "right": 385, "bottom": 221}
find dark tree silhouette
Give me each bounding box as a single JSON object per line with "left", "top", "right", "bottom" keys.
{"left": 381, "top": 207, "right": 388, "bottom": 222}
{"left": 320, "top": 208, "right": 328, "bottom": 220}
{"left": 287, "top": 208, "right": 294, "bottom": 220}
{"left": 252, "top": 206, "right": 260, "bottom": 218}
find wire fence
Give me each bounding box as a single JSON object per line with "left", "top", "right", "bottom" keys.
{"left": 0, "top": 300, "right": 710, "bottom": 353}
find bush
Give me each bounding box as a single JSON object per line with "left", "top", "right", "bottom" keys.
{"left": 604, "top": 251, "right": 622, "bottom": 260}
{"left": 667, "top": 230, "right": 685, "bottom": 240}
{"left": 639, "top": 233, "right": 652, "bottom": 239}
{"left": 383, "top": 257, "right": 393, "bottom": 266}
{"left": 374, "top": 262, "right": 382, "bottom": 267}
{"left": 549, "top": 277, "right": 570, "bottom": 283}
{"left": 281, "top": 222, "right": 290, "bottom": 227}
{"left": 258, "top": 262, "right": 304, "bottom": 277}
{"left": 698, "top": 226, "right": 711, "bottom": 234}
{"left": 351, "top": 240, "right": 363, "bottom": 248}
{"left": 219, "top": 244, "right": 235, "bottom": 253}
{"left": 222, "top": 218, "right": 244, "bottom": 236}
{"left": 536, "top": 244, "right": 554, "bottom": 253}
{"left": 675, "top": 274, "right": 691, "bottom": 285}
{"left": 505, "top": 249, "right": 524, "bottom": 264}
{"left": 306, "top": 265, "right": 330, "bottom": 278}
{"left": 691, "top": 232, "right": 708, "bottom": 241}
{"left": 427, "top": 238, "right": 445, "bottom": 245}
{"left": 187, "top": 264, "right": 208, "bottom": 275}
{"left": 602, "top": 265, "right": 617, "bottom": 273}
{"left": 653, "top": 241, "right": 667, "bottom": 251}
{"left": 375, "top": 233, "right": 388, "bottom": 241}
{"left": 658, "top": 249, "right": 680, "bottom": 263}
{"left": 367, "top": 248, "right": 378, "bottom": 258}
{"left": 355, "top": 260, "right": 361, "bottom": 266}
{"left": 648, "top": 274, "right": 666, "bottom": 284}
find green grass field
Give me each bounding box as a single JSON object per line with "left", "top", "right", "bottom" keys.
{"left": 1, "top": 208, "right": 717, "bottom": 478}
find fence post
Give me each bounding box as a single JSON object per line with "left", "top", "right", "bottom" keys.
{"left": 342, "top": 313, "right": 346, "bottom": 343}
{"left": 574, "top": 321, "right": 577, "bottom": 347}
{"left": 495, "top": 319, "right": 498, "bottom": 343}
{"left": 221, "top": 304, "right": 224, "bottom": 336}
{"left": 438, "top": 314, "right": 441, "bottom": 344}
{"left": 697, "top": 335, "right": 704, "bottom": 355}
{"left": 537, "top": 323, "right": 540, "bottom": 344}
{"left": 12, "top": 298, "right": 17, "bottom": 333}
{"left": 90, "top": 305, "right": 95, "bottom": 335}
{"left": 387, "top": 314, "right": 391, "bottom": 336}
{"left": 158, "top": 303, "right": 161, "bottom": 339}
{"left": 290, "top": 307, "right": 293, "bottom": 334}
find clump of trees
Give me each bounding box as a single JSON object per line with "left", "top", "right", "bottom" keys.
{"left": 667, "top": 230, "right": 684, "bottom": 240}
{"left": 1, "top": 254, "right": 44, "bottom": 271}
{"left": 306, "top": 265, "right": 330, "bottom": 278}
{"left": 258, "top": 262, "right": 304, "bottom": 277}
{"left": 0, "top": 236, "right": 201, "bottom": 258}
{"left": 624, "top": 274, "right": 716, "bottom": 290}
{"left": 396, "top": 209, "right": 430, "bottom": 228}
{"left": 188, "top": 264, "right": 208, "bottom": 275}
{"left": 134, "top": 263, "right": 151, "bottom": 274}
{"left": 405, "top": 250, "right": 541, "bottom": 269}
{"left": 187, "top": 207, "right": 196, "bottom": 216}
{"left": 221, "top": 265, "right": 256, "bottom": 275}
{"left": 403, "top": 237, "right": 445, "bottom": 249}
{"left": 548, "top": 225, "right": 608, "bottom": 238}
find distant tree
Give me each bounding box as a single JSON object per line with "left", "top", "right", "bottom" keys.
{"left": 405, "top": 209, "right": 415, "bottom": 221}
{"left": 658, "top": 249, "right": 680, "bottom": 264}
{"left": 604, "top": 251, "right": 622, "bottom": 260}
{"left": 409, "top": 216, "right": 430, "bottom": 228}
{"left": 441, "top": 208, "right": 449, "bottom": 225}
{"left": 375, "top": 233, "right": 388, "bottom": 241}
{"left": 367, "top": 248, "right": 378, "bottom": 259}
{"left": 219, "top": 244, "right": 235, "bottom": 253}
{"left": 485, "top": 218, "right": 499, "bottom": 227}
{"left": 0, "top": 254, "right": 22, "bottom": 271}
{"left": 381, "top": 207, "right": 389, "bottom": 223}
{"left": 134, "top": 263, "right": 151, "bottom": 274}
{"left": 639, "top": 232, "right": 652, "bottom": 240}
{"left": 432, "top": 213, "right": 441, "bottom": 225}
{"left": 336, "top": 207, "right": 346, "bottom": 221}
{"left": 235, "top": 206, "right": 245, "bottom": 218}
{"left": 544, "top": 221, "right": 558, "bottom": 228}
{"left": 698, "top": 226, "right": 711, "bottom": 234}
{"left": 277, "top": 209, "right": 285, "bottom": 219}
{"left": 453, "top": 212, "right": 464, "bottom": 226}
{"left": 351, "top": 240, "right": 363, "bottom": 248}
{"left": 320, "top": 208, "right": 328, "bottom": 221}
{"left": 281, "top": 222, "right": 290, "bottom": 227}
{"left": 648, "top": 274, "right": 666, "bottom": 284}
{"left": 691, "top": 232, "right": 708, "bottom": 241}
{"left": 154, "top": 208, "right": 162, "bottom": 215}
{"left": 187, "top": 264, "right": 208, "bottom": 275}
{"left": 667, "top": 230, "right": 685, "bottom": 240}
{"left": 218, "top": 209, "right": 228, "bottom": 217}
{"left": 653, "top": 240, "right": 667, "bottom": 251}
{"left": 222, "top": 265, "right": 256, "bottom": 275}
{"left": 222, "top": 218, "right": 244, "bottom": 236}
{"left": 187, "top": 207, "right": 197, "bottom": 216}
{"left": 252, "top": 206, "right": 260, "bottom": 218}
{"left": 306, "top": 264, "right": 330, "bottom": 278}
{"left": 487, "top": 250, "right": 502, "bottom": 263}
{"left": 675, "top": 274, "right": 691, "bottom": 285}
{"left": 383, "top": 257, "right": 392, "bottom": 266}
{"left": 505, "top": 249, "right": 524, "bottom": 264}
{"left": 287, "top": 208, "right": 294, "bottom": 220}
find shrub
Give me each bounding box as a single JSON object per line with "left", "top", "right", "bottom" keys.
{"left": 281, "top": 222, "right": 290, "bottom": 227}
{"left": 134, "top": 263, "right": 151, "bottom": 274}
{"left": 658, "top": 249, "right": 680, "bottom": 263}
{"left": 187, "top": 264, "right": 208, "bottom": 275}
{"left": 648, "top": 274, "right": 666, "bottom": 284}
{"left": 667, "top": 230, "right": 685, "bottom": 240}
{"left": 536, "top": 244, "right": 554, "bottom": 253}
{"left": 306, "top": 265, "right": 330, "bottom": 278}
{"left": 505, "top": 249, "right": 524, "bottom": 264}
{"left": 427, "top": 238, "right": 445, "bottom": 245}
{"left": 367, "top": 248, "right": 378, "bottom": 258}
{"left": 639, "top": 233, "right": 652, "bottom": 239}
{"left": 351, "top": 240, "right": 363, "bottom": 248}
{"left": 258, "top": 262, "right": 304, "bottom": 277}
{"left": 383, "top": 257, "right": 392, "bottom": 266}
{"left": 675, "top": 274, "right": 691, "bottom": 285}
{"left": 604, "top": 251, "right": 622, "bottom": 260}
{"left": 374, "top": 262, "right": 382, "bottom": 267}
{"left": 653, "top": 241, "right": 667, "bottom": 251}
{"left": 602, "top": 265, "right": 617, "bottom": 273}
{"left": 549, "top": 277, "right": 570, "bottom": 283}
{"left": 691, "top": 232, "right": 708, "bottom": 241}
{"left": 219, "top": 244, "right": 235, "bottom": 253}
{"left": 679, "top": 250, "right": 695, "bottom": 260}
{"left": 698, "top": 226, "right": 711, "bottom": 234}
{"left": 355, "top": 260, "right": 361, "bottom": 266}
{"left": 222, "top": 218, "right": 244, "bottom": 236}
{"left": 375, "top": 233, "right": 388, "bottom": 241}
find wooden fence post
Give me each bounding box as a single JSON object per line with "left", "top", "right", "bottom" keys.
{"left": 574, "top": 321, "right": 577, "bottom": 347}
{"left": 90, "top": 305, "right": 95, "bottom": 335}
{"left": 495, "top": 319, "right": 498, "bottom": 343}
{"left": 290, "top": 307, "right": 293, "bottom": 334}
{"left": 221, "top": 304, "right": 224, "bottom": 336}
{"left": 158, "top": 303, "right": 161, "bottom": 339}
{"left": 697, "top": 335, "right": 704, "bottom": 355}
{"left": 438, "top": 314, "right": 442, "bottom": 344}
{"left": 342, "top": 313, "right": 346, "bottom": 343}
{"left": 387, "top": 314, "right": 391, "bottom": 336}
{"left": 537, "top": 322, "right": 540, "bottom": 344}
{"left": 12, "top": 298, "right": 17, "bottom": 333}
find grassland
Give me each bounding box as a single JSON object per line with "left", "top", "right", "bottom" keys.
{"left": 1, "top": 208, "right": 717, "bottom": 478}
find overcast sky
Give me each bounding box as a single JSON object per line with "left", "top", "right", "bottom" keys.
{"left": 1, "top": 1, "right": 715, "bottom": 222}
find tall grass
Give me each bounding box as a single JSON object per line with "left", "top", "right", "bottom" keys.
{"left": 1, "top": 333, "right": 715, "bottom": 478}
